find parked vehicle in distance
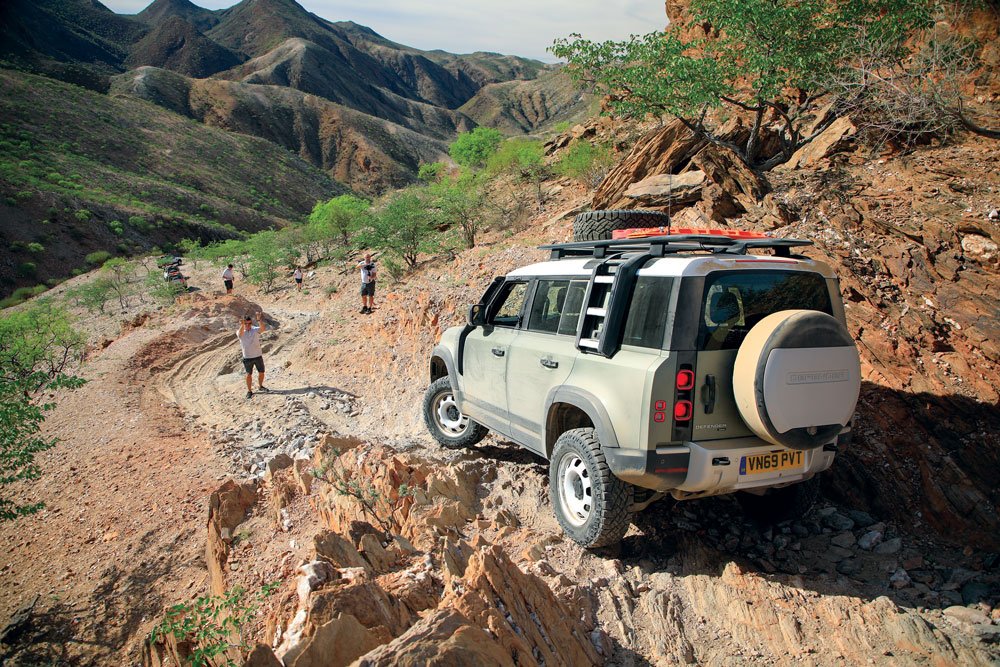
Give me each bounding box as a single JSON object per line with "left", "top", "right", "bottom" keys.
{"left": 424, "top": 211, "right": 861, "bottom": 547}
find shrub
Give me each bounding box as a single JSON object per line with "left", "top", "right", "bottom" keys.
{"left": 449, "top": 127, "right": 503, "bottom": 168}
{"left": 128, "top": 216, "right": 150, "bottom": 232}
{"left": 74, "top": 209, "right": 92, "bottom": 222}
{"left": 555, "top": 140, "right": 616, "bottom": 188}
{"left": 108, "top": 220, "right": 124, "bottom": 236}
{"left": 17, "top": 262, "right": 37, "bottom": 278}
{"left": 85, "top": 250, "right": 112, "bottom": 266}
{"left": 359, "top": 190, "right": 443, "bottom": 269}
{"left": 26, "top": 242, "right": 44, "bottom": 254}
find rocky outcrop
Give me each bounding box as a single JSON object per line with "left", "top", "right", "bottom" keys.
{"left": 206, "top": 479, "right": 257, "bottom": 595}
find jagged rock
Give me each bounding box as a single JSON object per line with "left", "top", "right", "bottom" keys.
{"left": 780, "top": 116, "right": 857, "bottom": 170}
{"left": 442, "top": 545, "right": 602, "bottom": 666}
{"left": 206, "top": 479, "right": 257, "bottom": 595}
{"left": 359, "top": 533, "right": 396, "bottom": 573}
{"left": 890, "top": 568, "right": 912, "bottom": 589}
{"left": 306, "top": 575, "right": 412, "bottom": 638}
{"left": 293, "top": 458, "right": 313, "bottom": 495}
{"left": 314, "top": 530, "right": 371, "bottom": 571}
{"left": 944, "top": 605, "right": 992, "bottom": 628}
{"left": 297, "top": 561, "right": 338, "bottom": 605}
{"left": 354, "top": 609, "right": 515, "bottom": 667}
{"left": 623, "top": 170, "right": 706, "bottom": 208}
{"left": 242, "top": 644, "right": 282, "bottom": 667}
{"left": 822, "top": 512, "right": 856, "bottom": 531}
{"left": 875, "top": 537, "right": 903, "bottom": 555}
{"left": 264, "top": 454, "right": 294, "bottom": 481}
{"left": 593, "top": 119, "right": 706, "bottom": 209}
{"left": 287, "top": 614, "right": 380, "bottom": 667}
{"left": 858, "top": 530, "right": 884, "bottom": 551}
{"left": 690, "top": 145, "right": 769, "bottom": 217}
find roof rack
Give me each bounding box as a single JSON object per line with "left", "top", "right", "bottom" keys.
{"left": 540, "top": 234, "right": 812, "bottom": 260}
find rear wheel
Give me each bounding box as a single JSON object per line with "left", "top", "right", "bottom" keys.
{"left": 549, "top": 428, "right": 631, "bottom": 547}
{"left": 572, "top": 209, "right": 671, "bottom": 242}
{"left": 422, "top": 377, "right": 487, "bottom": 449}
{"left": 737, "top": 476, "right": 820, "bottom": 524}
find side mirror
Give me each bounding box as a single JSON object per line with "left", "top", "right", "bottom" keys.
{"left": 468, "top": 304, "right": 484, "bottom": 327}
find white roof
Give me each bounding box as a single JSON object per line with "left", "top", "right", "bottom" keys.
{"left": 506, "top": 255, "right": 836, "bottom": 279}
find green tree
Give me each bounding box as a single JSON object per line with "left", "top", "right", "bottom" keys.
{"left": 426, "top": 170, "right": 486, "bottom": 248}
{"left": 449, "top": 127, "right": 504, "bottom": 168}
{"left": 551, "top": 0, "right": 934, "bottom": 169}
{"left": 362, "top": 191, "right": 442, "bottom": 269}
{"left": 487, "top": 139, "right": 548, "bottom": 208}
{"left": 66, "top": 277, "right": 115, "bottom": 314}
{"left": 101, "top": 257, "right": 138, "bottom": 312}
{"left": 417, "top": 162, "right": 447, "bottom": 183}
{"left": 307, "top": 195, "right": 371, "bottom": 248}
{"left": 177, "top": 238, "right": 202, "bottom": 268}
{"left": 0, "top": 302, "right": 85, "bottom": 521}
{"left": 244, "top": 231, "right": 294, "bottom": 293}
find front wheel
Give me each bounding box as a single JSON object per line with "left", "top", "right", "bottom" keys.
{"left": 549, "top": 428, "right": 631, "bottom": 548}
{"left": 422, "top": 377, "right": 487, "bottom": 449}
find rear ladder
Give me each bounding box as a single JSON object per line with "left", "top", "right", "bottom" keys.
{"left": 576, "top": 252, "right": 652, "bottom": 356}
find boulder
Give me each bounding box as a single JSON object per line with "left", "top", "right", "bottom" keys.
{"left": 623, "top": 170, "right": 706, "bottom": 207}
{"left": 264, "top": 453, "right": 294, "bottom": 481}
{"left": 359, "top": 533, "right": 396, "bottom": 573}
{"left": 314, "top": 530, "right": 371, "bottom": 571}
{"left": 593, "top": 119, "right": 705, "bottom": 209}
{"left": 242, "top": 645, "right": 282, "bottom": 667}
{"left": 690, "top": 145, "right": 769, "bottom": 215}
{"left": 780, "top": 115, "right": 857, "bottom": 170}
{"left": 961, "top": 234, "right": 998, "bottom": 264}
{"left": 287, "top": 614, "right": 380, "bottom": 667}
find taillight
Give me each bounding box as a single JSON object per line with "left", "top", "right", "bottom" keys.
{"left": 676, "top": 369, "right": 695, "bottom": 391}
{"left": 674, "top": 400, "right": 693, "bottom": 421}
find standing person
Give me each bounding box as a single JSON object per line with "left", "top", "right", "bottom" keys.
{"left": 237, "top": 312, "right": 267, "bottom": 399}
{"left": 222, "top": 264, "right": 235, "bottom": 295}
{"left": 357, "top": 253, "right": 377, "bottom": 314}
{"left": 293, "top": 266, "right": 303, "bottom": 292}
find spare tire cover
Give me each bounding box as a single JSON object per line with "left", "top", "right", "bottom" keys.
{"left": 733, "top": 310, "right": 860, "bottom": 450}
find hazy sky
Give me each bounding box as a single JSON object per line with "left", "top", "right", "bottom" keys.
{"left": 100, "top": 0, "right": 667, "bottom": 62}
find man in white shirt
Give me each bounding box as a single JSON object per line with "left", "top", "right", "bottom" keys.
{"left": 357, "top": 253, "right": 377, "bottom": 314}
{"left": 237, "top": 312, "right": 267, "bottom": 398}
{"left": 222, "top": 264, "right": 235, "bottom": 294}
{"left": 293, "top": 267, "right": 303, "bottom": 292}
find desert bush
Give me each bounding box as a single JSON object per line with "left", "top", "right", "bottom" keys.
{"left": 85, "top": 250, "right": 112, "bottom": 266}
{"left": 0, "top": 301, "right": 85, "bottom": 521}
{"left": 487, "top": 139, "right": 548, "bottom": 208}
{"left": 26, "top": 242, "right": 44, "bottom": 254}
{"left": 555, "top": 140, "right": 616, "bottom": 188}
{"left": 74, "top": 209, "right": 91, "bottom": 222}
{"left": 108, "top": 220, "right": 124, "bottom": 236}
{"left": 426, "top": 169, "right": 486, "bottom": 248}
{"left": 16, "top": 262, "right": 37, "bottom": 278}
{"left": 360, "top": 190, "right": 446, "bottom": 269}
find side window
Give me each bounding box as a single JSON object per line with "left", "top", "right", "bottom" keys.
{"left": 557, "top": 280, "right": 588, "bottom": 336}
{"left": 622, "top": 277, "right": 674, "bottom": 349}
{"left": 527, "top": 280, "right": 569, "bottom": 334}
{"left": 489, "top": 281, "right": 529, "bottom": 327}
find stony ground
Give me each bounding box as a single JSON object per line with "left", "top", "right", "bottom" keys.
{"left": 0, "top": 147, "right": 998, "bottom": 666}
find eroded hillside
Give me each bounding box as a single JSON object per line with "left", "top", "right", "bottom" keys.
{"left": 1, "top": 126, "right": 998, "bottom": 664}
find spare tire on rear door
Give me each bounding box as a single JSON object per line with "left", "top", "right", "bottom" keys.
{"left": 572, "top": 209, "right": 670, "bottom": 242}
{"left": 733, "top": 310, "right": 860, "bottom": 450}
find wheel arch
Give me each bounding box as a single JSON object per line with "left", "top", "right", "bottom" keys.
{"left": 430, "top": 346, "right": 459, "bottom": 389}
{"left": 544, "top": 386, "right": 620, "bottom": 457}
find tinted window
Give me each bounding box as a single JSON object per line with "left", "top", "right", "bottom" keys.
{"left": 623, "top": 277, "right": 673, "bottom": 349}
{"left": 527, "top": 280, "right": 568, "bottom": 334}
{"left": 489, "top": 282, "right": 528, "bottom": 327}
{"left": 699, "top": 271, "right": 832, "bottom": 350}
{"left": 557, "top": 280, "right": 588, "bottom": 336}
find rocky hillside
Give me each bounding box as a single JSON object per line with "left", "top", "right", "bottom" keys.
{"left": 0, "top": 68, "right": 343, "bottom": 296}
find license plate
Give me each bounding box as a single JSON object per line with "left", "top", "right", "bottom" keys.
{"left": 739, "top": 450, "right": 804, "bottom": 475}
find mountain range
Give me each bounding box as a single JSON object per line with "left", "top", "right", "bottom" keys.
{"left": 0, "top": 0, "right": 590, "bottom": 194}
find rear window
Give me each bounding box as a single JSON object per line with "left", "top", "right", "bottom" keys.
{"left": 623, "top": 277, "right": 674, "bottom": 349}
{"left": 699, "top": 271, "right": 832, "bottom": 351}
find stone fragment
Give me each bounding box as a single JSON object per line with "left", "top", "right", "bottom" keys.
{"left": 831, "top": 531, "right": 857, "bottom": 548}
{"left": 875, "top": 537, "right": 902, "bottom": 555}
{"left": 264, "top": 454, "right": 294, "bottom": 481}
{"left": 359, "top": 533, "right": 396, "bottom": 573}
{"left": 780, "top": 116, "right": 857, "bottom": 170}
{"left": 889, "top": 568, "right": 911, "bottom": 589}
{"left": 243, "top": 644, "right": 282, "bottom": 667}
{"left": 623, "top": 170, "right": 706, "bottom": 207}
{"left": 944, "top": 605, "right": 991, "bottom": 627}
{"left": 314, "top": 531, "right": 370, "bottom": 571}
{"left": 822, "top": 512, "right": 855, "bottom": 531}
{"left": 961, "top": 234, "right": 999, "bottom": 264}
{"left": 858, "top": 530, "right": 883, "bottom": 551}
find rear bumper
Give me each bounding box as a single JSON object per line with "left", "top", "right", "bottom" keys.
{"left": 603, "top": 436, "right": 838, "bottom": 494}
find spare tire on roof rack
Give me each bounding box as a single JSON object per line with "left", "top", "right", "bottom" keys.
{"left": 572, "top": 209, "right": 670, "bottom": 242}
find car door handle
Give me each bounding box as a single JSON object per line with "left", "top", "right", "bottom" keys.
{"left": 491, "top": 347, "right": 505, "bottom": 357}
{"left": 539, "top": 358, "right": 559, "bottom": 369}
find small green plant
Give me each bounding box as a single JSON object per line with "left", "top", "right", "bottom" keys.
{"left": 150, "top": 582, "right": 279, "bottom": 667}
{"left": 85, "top": 250, "right": 112, "bottom": 266}
{"left": 449, "top": 127, "right": 503, "bottom": 168}
{"left": 324, "top": 284, "right": 338, "bottom": 296}
{"left": 555, "top": 140, "right": 616, "bottom": 188}
{"left": 74, "top": 209, "right": 92, "bottom": 222}
{"left": 26, "top": 242, "right": 44, "bottom": 254}
{"left": 16, "top": 262, "right": 37, "bottom": 278}
{"left": 108, "top": 220, "right": 124, "bottom": 236}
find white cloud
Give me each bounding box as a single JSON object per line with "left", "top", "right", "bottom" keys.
{"left": 100, "top": 0, "right": 666, "bottom": 61}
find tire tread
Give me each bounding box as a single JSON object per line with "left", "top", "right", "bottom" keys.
{"left": 572, "top": 209, "right": 671, "bottom": 242}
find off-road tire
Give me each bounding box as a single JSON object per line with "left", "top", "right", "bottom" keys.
{"left": 422, "top": 377, "right": 487, "bottom": 449}
{"left": 737, "top": 476, "right": 821, "bottom": 524}
{"left": 549, "top": 428, "right": 632, "bottom": 548}
{"left": 572, "top": 209, "right": 671, "bottom": 242}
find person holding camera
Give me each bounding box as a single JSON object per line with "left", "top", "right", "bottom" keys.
{"left": 357, "top": 253, "right": 377, "bottom": 314}
{"left": 237, "top": 312, "right": 267, "bottom": 399}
